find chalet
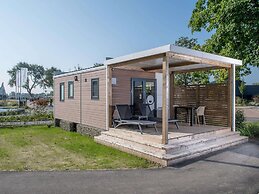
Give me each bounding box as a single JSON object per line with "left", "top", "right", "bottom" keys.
{"left": 54, "top": 44, "right": 248, "bottom": 166}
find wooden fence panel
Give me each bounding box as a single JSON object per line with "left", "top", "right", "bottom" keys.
{"left": 173, "top": 84, "right": 229, "bottom": 127}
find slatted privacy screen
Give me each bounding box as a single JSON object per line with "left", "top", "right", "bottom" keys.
{"left": 173, "top": 84, "right": 229, "bottom": 127}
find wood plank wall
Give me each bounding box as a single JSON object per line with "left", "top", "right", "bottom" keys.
{"left": 112, "top": 68, "right": 155, "bottom": 105}
{"left": 54, "top": 69, "right": 106, "bottom": 130}
{"left": 173, "top": 84, "right": 229, "bottom": 127}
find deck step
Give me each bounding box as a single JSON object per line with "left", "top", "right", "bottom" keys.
{"left": 95, "top": 134, "right": 165, "bottom": 155}
{"left": 168, "top": 127, "right": 231, "bottom": 143}
{"left": 94, "top": 129, "right": 248, "bottom": 166}
{"left": 94, "top": 134, "right": 167, "bottom": 166}
{"left": 165, "top": 135, "right": 248, "bottom": 165}
{"left": 164, "top": 131, "right": 241, "bottom": 154}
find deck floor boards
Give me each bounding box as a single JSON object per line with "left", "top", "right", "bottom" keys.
{"left": 109, "top": 123, "right": 230, "bottom": 144}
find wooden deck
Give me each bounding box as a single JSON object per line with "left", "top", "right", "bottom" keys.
{"left": 95, "top": 123, "right": 248, "bottom": 166}
{"left": 109, "top": 123, "right": 230, "bottom": 144}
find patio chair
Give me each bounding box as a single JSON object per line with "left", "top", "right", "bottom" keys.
{"left": 140, "top": 104, "right": 180, "bottom": 129}
{"left": 168, "top": 119, "right": 180, "bottom": 129}
{"left": 137, "top": 103, "right": 154, "bottom": 120}
{"left": 195, "top": 106, "right": 206, "bottom": 125}
{"left": 114, "top": 104, "right": 158, "bottom": 134}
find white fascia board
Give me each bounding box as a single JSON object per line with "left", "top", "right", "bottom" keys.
{"left": 104, "top": 44, "right": 171, "bottom": 66}
{"left": 53, "top": 66, "right": 106, "bottom": 79}
{"left": 170, "top": 45, "right": 242, "bottom": 66}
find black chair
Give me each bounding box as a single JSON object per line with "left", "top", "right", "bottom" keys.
{"left": 113, "top": 104, "right": 158, "bottom": 134}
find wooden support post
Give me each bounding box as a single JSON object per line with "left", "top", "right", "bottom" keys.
{"left": 106, "top": 65, "right": 112, "bottom": 130}
{"left": 162, "top": 55, "right": 169, "bottom": 144}
{"left": 170, "top": 72, "right": 174, "bottom": 119}
{"left": 228, "top": 68, "right": 233, "bottom": 129}
{"left": 228, "top": 65, "right": 235, "bottom": 131}
{"left": 231, "top": 65, "right": 236, "bottom": 131}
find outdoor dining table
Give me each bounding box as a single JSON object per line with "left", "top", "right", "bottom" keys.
{"left": 174, "top": 106, "right": 196, "bottom": 126}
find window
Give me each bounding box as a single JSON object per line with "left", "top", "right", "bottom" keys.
{"left": 91, "top": 78, "right": 99, "bottom": 100}
{"left": 68, "top": 81, "right": 74, "bottom": 99}
{"left": 60, "top": 82, "right": 65, "bottom": 101}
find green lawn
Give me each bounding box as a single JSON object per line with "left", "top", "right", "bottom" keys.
{"left": 0, "top": 126, "right": 157, "bottom": 171}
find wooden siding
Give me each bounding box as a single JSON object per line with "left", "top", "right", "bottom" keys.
{"left": 173, "top": 84, "right": 229, "bottom": 127}
{"left": 54, "top": 75, "right": 81, "bottom": 123}
{"left": 54, "top": 68, "right": 154, "bottom": 130}
{"left": 112, "top": 68, "right": 155, "bottom": 105}
{"left": 81, "top": 69, "right": 106, "bottom": 129}
{"left": 54, "top": 69, "right": 106, "bottom": 129}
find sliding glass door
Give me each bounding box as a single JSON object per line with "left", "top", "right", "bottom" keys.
{"left": 131, "top": 78, "right": 156, "bottom": 117}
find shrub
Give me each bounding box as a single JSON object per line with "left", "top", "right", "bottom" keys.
{"left": 6, "top": 101, "right": 18, "bottom": 107}
{"left": 236, "top": 109, "right": 259, "bottom": 137}
{"left": 0, "top": 113, "right": 53, "bottom": 123}
{"left": 9, "top": 116, "right": 16, "bottom": 122}
{"left": 0, "top": 109, "right": 25, "bottom": 116}
{"left": 6, "top": 111, "right": 13, "bottom": 116}
{"left": 245, "top": 122, "right": 259, "bottom": 138}
{"left": 236, "top": 97, "right": 243, "bottom": 105}
{"left": 238, "top": 124, "right": 252, "bottom": 137}
{"left": 235, "top": 109, "right": 252, "bottom": 136}
{"left": 236, "top": 109, "right": 245, "bottom": 129}
{"left": 0, "top": 112, "right": 6, "bottom": 116}
{"left": 252, "top": 95, "right": 259, "bottom": 104}
{"left": 248, "top": 101, "right": 257, "bottom": 106}
{"left": 0, "top": 101, "right": 5, "bottom": 106}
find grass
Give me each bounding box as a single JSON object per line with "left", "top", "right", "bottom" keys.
{"left": 0, "top": 126, "right": 157, "bottom": 171}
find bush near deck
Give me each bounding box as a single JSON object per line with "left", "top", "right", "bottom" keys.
{"left": 236, "top": 109, "right": 259, "bottom": 138}
{"left": 0, "top": 126, "right": 156, "bottom": 171}
{"left": 0, "top": 113, "right": 53, "bottom": 123}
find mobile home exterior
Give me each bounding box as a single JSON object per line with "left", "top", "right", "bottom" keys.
{"left": 54, "top": 67, "right": 106, "bottom": 132}
{"left": 54, "top": 44, "right": 248, "bottom": 165}
{"left": 54, "top": 66, "right": 155, "bottom": 135}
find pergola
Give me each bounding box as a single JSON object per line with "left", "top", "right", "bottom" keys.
{"left": 104, "top": 44, "right": 242, "bottom": 144}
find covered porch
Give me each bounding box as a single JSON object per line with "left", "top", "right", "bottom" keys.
{"left": 105, "top": 45, "right": 241, "bottom": 144}
{"left": 95, "top": 44, "right": 247, "bottom": 166}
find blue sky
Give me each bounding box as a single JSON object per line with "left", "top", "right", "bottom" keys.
{"left": 0, "top": 0, "right": 258, "bottom": 93}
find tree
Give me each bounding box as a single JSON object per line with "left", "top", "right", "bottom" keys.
{"left": 238, "top": 79, "right": 246, "bottom": 105}
{"left": 74, "top": 64, "right": 83, "bottom": 71}
{"left": 174, "top": 36, "right": 201, "bottom": 50}
{"left": 210, "top": 69, "right": 228, "bottom": 84}
{"left": 43, "top": 67, "right": 62, "bottom": 89}
{"left": 7, "top": 62, "right": 45, "bottom": 97}
{"left": 92, "top": 63, "right": 104, "bottom": 68}
{"left": 189, "top": 0, "right": 259, "bottom": 81}
{"left": 174, "top": 37, "right": 210, "bottom": 86}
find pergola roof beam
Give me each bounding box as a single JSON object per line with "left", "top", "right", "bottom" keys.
{"left": 168, "top": 52, "right": 231, "bottom": 69}
{"left": 171, "top": 65, "right": 222, "bottom": 73}
{"left": 142, "top": 61, "right": 198, "bottom": 71}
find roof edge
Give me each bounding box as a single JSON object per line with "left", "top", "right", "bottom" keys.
{"left": 104, "top": 44, "right": 171, "bottom": 65}
{"left": 53, "top": 66, "right": 106, "bottom": 79}
{"left": 170, "top": 45, "right": 242, "bottom": 66}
